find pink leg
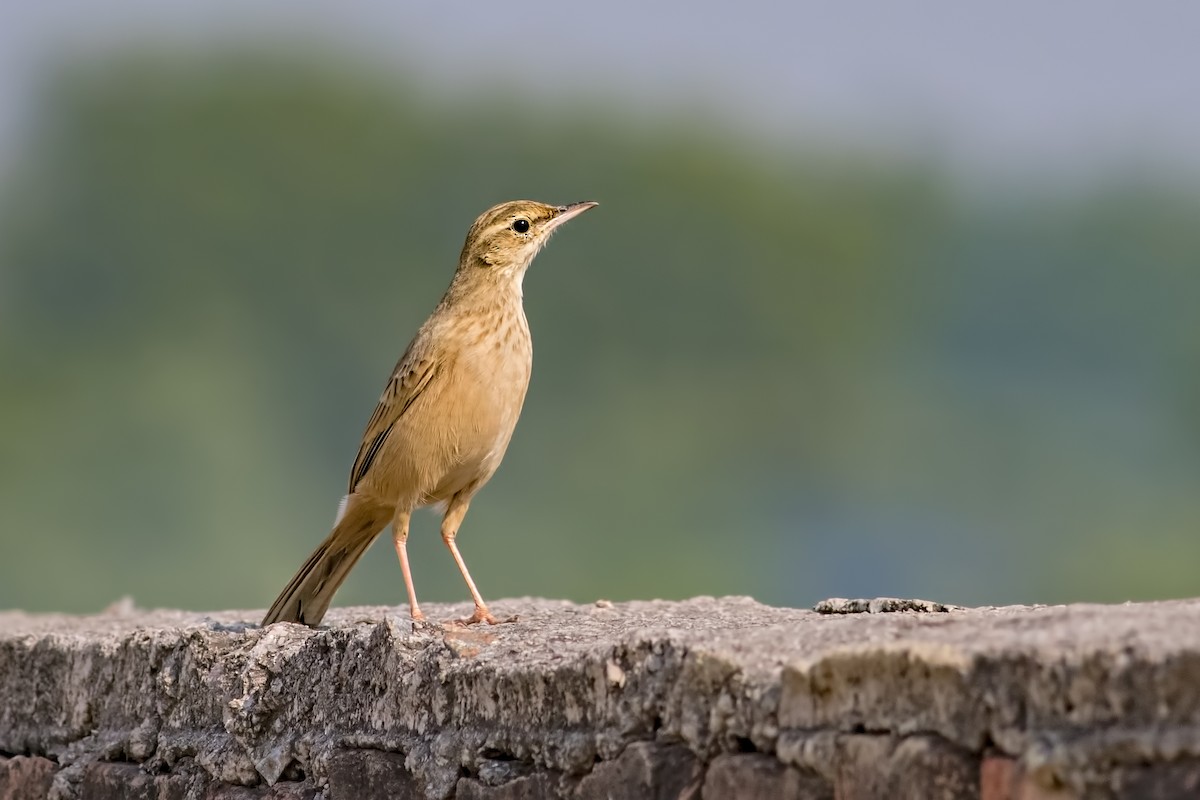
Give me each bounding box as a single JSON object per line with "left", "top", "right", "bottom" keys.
{"left": 441, "top": 495, "right": 504, "bottom": 626}
{"left": 391, "top": 509, "right": 424, "bottom": 621}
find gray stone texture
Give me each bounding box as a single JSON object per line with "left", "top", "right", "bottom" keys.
{"left": 2, "top": 596, "right": 1200, "bottom": 798}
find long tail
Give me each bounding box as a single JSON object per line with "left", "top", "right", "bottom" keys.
{"left": 261, "top": 497, "right": 391, "bottom": 627}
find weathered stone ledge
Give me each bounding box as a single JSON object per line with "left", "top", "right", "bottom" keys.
{"left": 2, "top": 596, "right": 1200, "bottom": 799}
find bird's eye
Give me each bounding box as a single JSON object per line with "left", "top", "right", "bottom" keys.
{"left": 512, "top": 218, "right": 530, "bottom": 234}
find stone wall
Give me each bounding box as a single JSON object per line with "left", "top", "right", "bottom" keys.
{"left": 2, "top": 596, "right": 1200, "bottom": 799}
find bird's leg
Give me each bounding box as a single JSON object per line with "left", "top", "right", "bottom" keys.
{"left": 391, "top": 508, "right": 424, "bottom": 621}
{"left": 440, "top": 494, "right": 503, "bottom": 626}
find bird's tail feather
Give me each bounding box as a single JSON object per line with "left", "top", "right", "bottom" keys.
{"left": 261, "top": 498, "right": 391, "bottom": 627}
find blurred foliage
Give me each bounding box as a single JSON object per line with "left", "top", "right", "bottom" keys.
{"left": 1, "top": 50, "right": 1198, "bottom": 614}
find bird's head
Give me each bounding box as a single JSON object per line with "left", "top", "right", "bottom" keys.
{"left": 458, "top": 200, "right": 598, "bottom": 282}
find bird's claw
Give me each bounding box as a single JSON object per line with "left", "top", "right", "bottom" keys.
{"left": 445, "top": 607, "right": 518, "bottom": 627}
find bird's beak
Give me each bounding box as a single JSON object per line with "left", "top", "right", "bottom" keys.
{"left": 546, "top": 201, "right": 599, "bottom": 233}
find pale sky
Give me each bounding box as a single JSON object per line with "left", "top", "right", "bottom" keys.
{"left": 2, "top": 0, "right": 1198, "bottom": 174}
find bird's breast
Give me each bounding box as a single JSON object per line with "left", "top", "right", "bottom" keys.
{"left": 456, "top": 306, "right": 532, "bottom": 398}
{"left": 421, "top": 308, "right": 532, "bottom": 500}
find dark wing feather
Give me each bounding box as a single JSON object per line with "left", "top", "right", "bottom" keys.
{"left": 347, "top": 354, "right": 438, "bottom": 491}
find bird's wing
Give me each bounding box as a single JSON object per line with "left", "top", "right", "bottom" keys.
{"left": 348, "top": 350, "right": 439, "bottom": 492}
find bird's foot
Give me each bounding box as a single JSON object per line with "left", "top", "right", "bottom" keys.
{"left": 446, "top": 605, "right": 518, "bottom": 627}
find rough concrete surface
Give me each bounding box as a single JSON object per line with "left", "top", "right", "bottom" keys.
{"left": 2, "top": 596, "right": 1200, "bottom": 799}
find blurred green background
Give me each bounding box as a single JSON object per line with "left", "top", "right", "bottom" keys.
{"left": 2, "top": 4, "right": 1199, "bottom": 614}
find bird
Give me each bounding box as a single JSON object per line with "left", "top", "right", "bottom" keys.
{"left": 262, "top": 199, "right": 598, "bottom": 628}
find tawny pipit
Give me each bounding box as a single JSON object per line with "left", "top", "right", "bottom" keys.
{"left": 262, "top": 200, "right": 598, "bottom": 628}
